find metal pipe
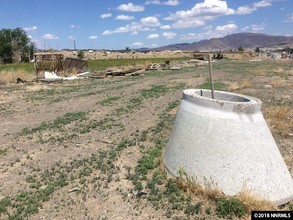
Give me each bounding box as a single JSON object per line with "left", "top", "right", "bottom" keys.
{"left": 208, "top": 54, "right": 214, "bottom": 99}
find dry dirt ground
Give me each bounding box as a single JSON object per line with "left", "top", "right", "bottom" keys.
{"left": 0, "top": 59, "right": 292, "bottom": 220}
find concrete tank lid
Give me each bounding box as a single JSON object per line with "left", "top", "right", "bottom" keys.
{"left": 183, "top": 89, "right": 262, "bottom": 114}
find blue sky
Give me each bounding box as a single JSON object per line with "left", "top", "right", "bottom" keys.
{"left": 1, "top": 0, "right": 292, "bottom": 50}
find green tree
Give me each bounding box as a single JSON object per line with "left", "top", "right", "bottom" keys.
{"left": 77, "top": 50, "right": 84, "bottom": 59}
{"left": 255, "top": 47, "right": 260, "bottom": 53}
{"left": 0, "top": 41, "right": 13, "bottom": 63}
{"left": 238, "top": 46, "right": 244, "bottom": 52}
{"left": 0, "top": 28, "right": 35, "bottom": 63}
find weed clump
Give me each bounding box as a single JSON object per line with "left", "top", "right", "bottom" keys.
{"left": 216, "top": 196, "right": 245, "bottom": 218}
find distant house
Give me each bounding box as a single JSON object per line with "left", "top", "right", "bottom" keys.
{"left": 281, "top": 52, "right": 288, "bottom": 59}
{"left": 173, "top": 50, "right": 183, "bottom": 54}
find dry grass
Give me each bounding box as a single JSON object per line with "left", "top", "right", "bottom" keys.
{"left": 176, "top": 170, "right": 224, "bottom": 202}
{"left": 265, "top": 106, "right": 292, "bottom": 137}
{"left": 0, "top": 70, "right": 35, "bottom": 85}
{"left": 237, "top": 190, "right": 276, "bottom": 212}
{"left": 176, "top": 172, "right": 276, "bottom": 211}
{"left": 228, "top": 79, "right": 253, "bottom": 91}
{"left": 269, "top": 78, "right": 288, "bottom": 87}
{"left": 176, "top": 174, "right": 277, "bottom": 219}
{"left": 176, "top": 176, "right": 224, "bottom": 202}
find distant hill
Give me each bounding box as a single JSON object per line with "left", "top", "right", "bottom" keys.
{"left": 152, "top": 32, "right": 293, "bottom": 51}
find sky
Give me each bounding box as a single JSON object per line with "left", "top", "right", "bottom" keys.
{"left": 1, "top": 0, "right": 293, "bottom": 50}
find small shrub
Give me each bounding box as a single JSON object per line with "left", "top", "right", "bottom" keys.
{"left": 0, "top": 196, "right": 11, "bottom": 214}
{"left": 185, "top": 202, "right": 202, "bottom": 215}
{"left": 77, "top": 50, "right": 84, "bottom": 59}
{"left": 205, "top": 207, "right": 212, "bottom": 215}
{"left": 216, "top": 196, "right": 245, "bottom": 218}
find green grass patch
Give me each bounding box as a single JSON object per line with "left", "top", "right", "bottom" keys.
{"left": 140, "top": 85, "right": 169, "bottom": 99}
{"left": 99, "top": 96, "right": 121, "bottom": 106}
{"left": 79, "top": 117, "right": 124, "bottom": 134}
{"left": 216, "top": 196, "right": 246, "bottom": 218}
{"left": 115, "top": 84, "right": 184, "bottom": 116}
{"left": 0, "top": 148, "right": 8, "bottom": 156}
{"left": 198, "top": 82, "right": 227, "bottom": 90}
{"left": 0, "top": 63, "right": 34, "bottom": 74}
{"left": 20, "top": 111, "right": 88, "bottom": 135}
{"left": 88, "top": 57, "right": 192, "bottom": 71}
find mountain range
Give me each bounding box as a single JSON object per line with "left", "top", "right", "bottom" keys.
{"left": 151, "top": 32, "right": 293, "bottom": 51}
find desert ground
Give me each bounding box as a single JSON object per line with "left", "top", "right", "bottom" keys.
{"left": 0, "top": 58, "right": 292, "bottom": 219}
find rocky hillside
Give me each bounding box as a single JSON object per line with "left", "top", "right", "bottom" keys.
{"left": 154, "top": 32, "right": 293, "bottom": 51}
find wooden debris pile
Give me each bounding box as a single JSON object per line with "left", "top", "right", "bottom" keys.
{"left": 91, "top": 68, "right": 145, "bottom": 78}
{"left": 34, "top": 52, "right": 88, "bottom": 78}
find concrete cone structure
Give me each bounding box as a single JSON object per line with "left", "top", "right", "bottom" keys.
{"left": 164, "top": 89, "right": 293, "bottom": 205}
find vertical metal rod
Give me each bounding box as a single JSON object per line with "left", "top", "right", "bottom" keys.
{"left": 34, "top": 55, "right": 37, "bottom": 78}
{"left": 208, "top": 54, "right": 214, "bottom": 99}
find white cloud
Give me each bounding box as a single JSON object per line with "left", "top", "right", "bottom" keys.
{"left": 145, "top": 0, "right": 180, "bottom": 6}
{"left": 102, "top": 30, "right": 112, "bottom": 35}
{"left": 67, "top": 36, "right": 74, "bottom": 40}
{"left": 163, "top": 32, "right": 177, "bottom": 39}
{"left": 102, "top": 22, "right": 153, "bottom": 35}
{"left": 165, "top": 0, "right": 235, "bottom": 29}
{"left": 180, "top": 23, "right": 238, "bottom": 41}
{"left": 145, "top": 0, "right": 161, "bottom": 5}
{"left": 180, "top": 33, "right": 199, "bottom": 41}
{"left": 172, "top": 20, "right": 205, "bottom": 29}
{"left": 140, "top": 16, "right": 160, "bottom": 26}
{"left": 147, "top": 33, "right": 159, "bottom": 39}
{"left": 89, "top": 35, "right": 98, "bottom": 40}
{"left": 236, "top": 1, "right": 272, "bottom": 15}
{"left": 236, "top": 6, "right": 256, "bottom": 15}
{"left": 160, "top": 25, "right": 171, "bottom": 30}
{"left": 116, "top": 15, "right": 135, "bottom": 20}
{"left": 102, "top": 16, "right": 159, "bottom": 35}
{"left": 70, "top": 24, "right": 81, "bottom": 28}
{"left": 254, "top": 1, "right": 272, "bottom": 8}
{"left": 284, "top": 13, "right": 293, "bottom": 23}
{"left": 43, "top": 34, "right": 58, "bottom": 40}
{"left": 100, "top": 13, "right": 112, "bottom": 19}
{"left": 215, "top": 23, "right": 237, "bottom": 32}
{"left": 251, "top": 24, "right": 265, "bottom": 32}
{"left": 117, "top": 3, "right": 145, "bottom": 12}
{"left": 132, "top": 42, "right": 144, "bottom": 46}
{"left": 163, "top": 0, "right": 180, "bottom": 6}
{"left": 23, "top": 26, "right": 38, "bottom": 32}
{"left": 241, "top": 23, "right": 265, "bottom": 32}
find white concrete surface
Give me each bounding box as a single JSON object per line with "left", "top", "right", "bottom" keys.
{"left": 164, "top": 89, "right": 293, "bottom": 205}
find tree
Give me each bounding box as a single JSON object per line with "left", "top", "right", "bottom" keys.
{"left": 255, "top": 47, "right": 260, "bottom": 53}
{"left": 0, "top": 42, "right": 13, "bottom": 63}
{"left": 0, "top": 28, "right": 35, "bottom": 63}
{"left": 238, "top": 46, "right": 244, "bottom": 52}
{"left": 77, "top": 50, "right": 84, "bottom": 59}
